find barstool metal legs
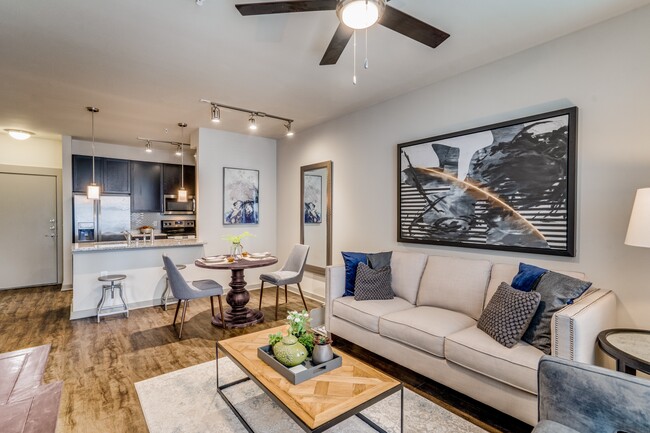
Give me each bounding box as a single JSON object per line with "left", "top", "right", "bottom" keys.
{"left": 97, "top": 276, "right": 129, "bottom": 323}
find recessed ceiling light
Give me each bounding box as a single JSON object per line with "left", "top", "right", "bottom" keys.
{"left": 4, "top": 129, "right": 35, "bottom": 140}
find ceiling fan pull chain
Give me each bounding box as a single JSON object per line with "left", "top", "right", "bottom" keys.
{"left": 353, "top": 30, "right": 357, "bottom": 85}
{"left": 364, "top": 28, "right": 369, "bottom": 69}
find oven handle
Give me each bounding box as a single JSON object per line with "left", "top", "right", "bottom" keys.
{"left": 192, "top": 197, "right": 196, "bottom": 212}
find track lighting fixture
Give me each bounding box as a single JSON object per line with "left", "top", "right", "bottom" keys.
{"left": 200, "top": 99, "right": 294, "bottom": 136}
{"left": 86, "top": 107, "right": 100, "bottom": 200}
{"left": 285, "top": 121, "right": 294, "bottom": 137}
{"left": 145, "top": 140, "right": 152, "bottom": 153}
{"left": 211, "top": 104, "right": 221, "bottom": 123}
{"left": 4, "top": 129, "right": 34, "bottom": 140}
{"left": 175, "top": 144, "right": 182, "bottom": 156}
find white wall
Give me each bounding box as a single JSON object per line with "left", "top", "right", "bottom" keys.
{"left": 277, "top": 5, "right": 650, "bottom": 327}
{"left": 196, "top": 128, "right": 277, "bottom": 286}
{"left": 0, "top": 134, "right": 62, "bottom": 169}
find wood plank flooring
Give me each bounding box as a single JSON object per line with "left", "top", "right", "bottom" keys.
{"left": 0, "top": 285, "right": 531, "bottom": 433}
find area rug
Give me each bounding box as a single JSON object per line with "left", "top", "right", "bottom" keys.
{"left": 135, "top": 358, "right": 487, "bottom": 433}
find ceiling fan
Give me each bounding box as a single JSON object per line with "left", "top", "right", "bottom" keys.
{"left": 235, "top": 0, "right": 450, "bottom": 65}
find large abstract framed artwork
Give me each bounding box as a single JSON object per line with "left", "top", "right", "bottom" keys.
{"left": 223, "top": 167, "right": 259, "bottom": 225}
{"left": 304, "top": 174, "right": 322, "bottom": 224}
{"left": 398, "top": 107, "right": 577, "bottom": 256}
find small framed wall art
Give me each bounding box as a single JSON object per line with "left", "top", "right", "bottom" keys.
{"left": 223, "top": 167, "right": 259, "bottom": 225}
{"left": 397, "top": 107, "right": 577, "bottom": 256}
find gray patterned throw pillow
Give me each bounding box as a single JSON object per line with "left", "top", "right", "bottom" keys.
{"left": 354, "top": 263, "right": 394, "bottom": 301}
{"left": 477, "top": 282, "right": 541, "bottom": 348}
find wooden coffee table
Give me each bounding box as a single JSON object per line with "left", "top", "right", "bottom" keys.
{"left": 216, "top": 325, "right": 403, "bottom": 433}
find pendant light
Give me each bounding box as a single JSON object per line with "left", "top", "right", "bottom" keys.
{"left": 86, "top": 107, "right": 100, "bottom": 200}
{"left": 177, "top": 122, "right": 188, "bottom": 203}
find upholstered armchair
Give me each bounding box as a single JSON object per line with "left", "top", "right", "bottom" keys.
{"left": 534, "top": 355, "right": 650, "bottom": 433}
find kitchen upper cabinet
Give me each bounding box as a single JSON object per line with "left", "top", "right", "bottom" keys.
{"left": 102, "top": 158, "right": 130, "bottom": 194}
{"left": 72, "top": 155, "right": 103, "bottom": 193}
{"left": 131, "top": 161, "right": 162, "bottom": 212}
{"left": 162, "top": 164, "right": 196, "bottom": 197}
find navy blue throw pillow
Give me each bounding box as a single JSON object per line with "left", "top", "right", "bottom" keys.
{"left": 342, "top": 252, "right": 368, "bottom": 297}
{"left": 511, "top": 263, "right": 548, "bottom": 292}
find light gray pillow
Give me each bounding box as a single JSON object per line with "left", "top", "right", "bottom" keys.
{"left": 522, "top": 271, "right": 592, "bottom": 354}
{"left": 478, "top": 282, "right": 541, "bottom": 348}
{"left": 354, "top": 263, "right": 394, "bottom": 301}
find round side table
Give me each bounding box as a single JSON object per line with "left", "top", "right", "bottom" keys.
{"left": 597, "top": 328, "right": 650, "bottom": 375}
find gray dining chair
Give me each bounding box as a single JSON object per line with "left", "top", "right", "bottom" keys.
{"left": 258, "top": 244, "right": 310, "bottom": 319}
{"left": 162, "top": 254, "right": 225, "bottom": 339}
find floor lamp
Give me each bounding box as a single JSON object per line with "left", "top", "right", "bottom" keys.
{"left": 625, "top": 188, "right": 650, "bottom": 248}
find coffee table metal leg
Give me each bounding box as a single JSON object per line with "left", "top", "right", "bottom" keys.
{"left": 215, "top": 343, "right": 254, "bottom": 433}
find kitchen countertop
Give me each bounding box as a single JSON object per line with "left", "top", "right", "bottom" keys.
{"left": 72, "top": 239, "right": 206, "bottom": 253}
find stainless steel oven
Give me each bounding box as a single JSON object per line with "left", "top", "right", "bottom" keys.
{"left": 163, "top": 195, "right": 195, "bottom": 215}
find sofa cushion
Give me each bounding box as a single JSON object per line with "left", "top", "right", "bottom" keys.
{"left": 523, "top": 271, "right": 592, "bottom": 354}
{"left": 445, "top": 325, "right": 544, "bottom": 395}
{"left": 354, "top": 263, "right": 394, "bottom": 301}
{"left": 379, "top": 306, "right": 476, "bottom": 358}
{"left": 390, "top": 251, "right": 428, "bottom": 304}
{"left": 477, "top": 282, "right": 541, "bottom": 348}
{"left": 485, "top": 264, "right": 587, "bottom": 308}
{"left": 331, "top": 296, "right": 414, "bottom": 333}
{"left": 416, "top": 255, "right": 492, "bottom": 320}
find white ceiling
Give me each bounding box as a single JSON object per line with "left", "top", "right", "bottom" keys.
{"left": 0, "top": 0, "right": 648, "bottom": 145}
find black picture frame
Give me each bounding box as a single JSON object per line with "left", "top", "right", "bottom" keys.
{"left": 397, "top": 107, "right": 577, "bottom": 257}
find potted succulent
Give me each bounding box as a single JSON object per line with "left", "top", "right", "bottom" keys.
{"left": 312, "top": 334, "right": 334, "bottom": 365}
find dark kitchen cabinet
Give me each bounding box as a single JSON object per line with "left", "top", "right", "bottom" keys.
{"left": 72, "top": 155, "right": 103, "bottom": 193}
{"left": 131, "top": 161, "right": 162, "bottom": 212}
{"left": 162, "top": 164, "right": 195, "bottom": 197}
{"left": 102, "top": 158, "right": 130, "bottom": 194}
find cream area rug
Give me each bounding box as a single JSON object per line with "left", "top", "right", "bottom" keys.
{"left": 135, "top": 358, "right": 487, "bottom": 433}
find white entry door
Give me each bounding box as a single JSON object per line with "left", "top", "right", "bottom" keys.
{"left": 0, "top": 172, "right": 58, "bottom": 289}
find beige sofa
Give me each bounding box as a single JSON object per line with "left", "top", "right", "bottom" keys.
{"left": 325, "top": 251, "right": 616, "bottom": 425}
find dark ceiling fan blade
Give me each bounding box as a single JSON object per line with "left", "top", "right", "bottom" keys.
{"left": 235, "top": 0, "right": 337, "bottom": 16}
{"left": 379, "top": 5, "right": 450, "bottom": 49}
{"left": 319, "top": 24, "right": 354, "bottom": 65}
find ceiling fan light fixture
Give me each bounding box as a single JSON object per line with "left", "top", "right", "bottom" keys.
{"left": 337, "top": 0, "right": 384, "bottom": 30}
{"left": 4, "top": 129, "right": 35, "bottom": 140}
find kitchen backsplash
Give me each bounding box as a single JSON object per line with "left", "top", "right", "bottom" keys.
{"left": 130, "top": 212, "right": 195, "bottom": 232}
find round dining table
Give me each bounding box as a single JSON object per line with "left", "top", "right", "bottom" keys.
{"left": 195, "top": 255, "right": 278, "bottom": 329}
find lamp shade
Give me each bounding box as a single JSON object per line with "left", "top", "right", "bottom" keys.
{"left": 625, "top": 188, "right": 650, "bottom": 248}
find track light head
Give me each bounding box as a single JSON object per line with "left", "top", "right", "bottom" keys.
{"left": 211, "top": 104, "right": 221, "bottom": 123}
{"left": 175, "top": 144, "right": 182, "bottom": 156}
{"left": 248, "top": 114, "right": 257, "bottom": 130}
{"left": 285, "top": 122, "right": 294, "bottom": 137}
{"left": 145, "top": 140, "right": 152, "bottom": 153}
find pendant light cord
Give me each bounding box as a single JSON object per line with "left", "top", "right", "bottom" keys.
{"left": 91, "top": 110, "right": 96, "bottom": 184}
{"left": 180, "top": 127, "right": 184, "bottom": 189}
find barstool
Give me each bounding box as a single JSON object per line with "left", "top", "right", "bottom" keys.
{"left": 97, "top": 274, "right": 129, "bottom": 323}
{"left": 161, "top": 264, "right": 186, "bottom": 310}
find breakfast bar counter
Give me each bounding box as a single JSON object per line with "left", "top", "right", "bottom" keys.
{"left": 71, "top": 239, "right": 229, "bottom": 320}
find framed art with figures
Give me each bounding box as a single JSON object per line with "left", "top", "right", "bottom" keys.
{"left": 223, "top": 167, "right": 259, "bottom": 225}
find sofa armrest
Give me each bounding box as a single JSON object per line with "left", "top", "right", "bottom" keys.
{"left": 551, "top": 289, "right": 616, "bottom": 364}
{"left": 325, "top": 265, "right": 346, "bottom": 331}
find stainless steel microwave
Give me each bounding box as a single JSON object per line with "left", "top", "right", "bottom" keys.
{"left": 163, "top": 195, "right": 195, "bottom": 215}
